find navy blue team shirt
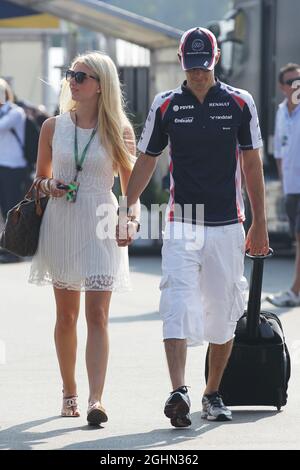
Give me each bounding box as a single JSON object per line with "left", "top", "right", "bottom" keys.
{"left": 137, "top": 80, "right": 262, "bottom": 226}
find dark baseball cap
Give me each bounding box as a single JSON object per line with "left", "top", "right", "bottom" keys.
{"left": 178, "top": 27, "right": 218, "bottom": 71}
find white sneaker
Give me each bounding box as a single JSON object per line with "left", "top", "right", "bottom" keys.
{"left": 164, "top": 386, "right": 191, "bottom": 427}
{"left": 266, "top": 289, "right": 300, "bottom": 307}
{"left": 201, "top": 391, "right": 232, "bottom": 421}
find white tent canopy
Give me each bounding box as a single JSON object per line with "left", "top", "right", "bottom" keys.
{"left": 9, "top": 0, "right": 183, "bottom": 48}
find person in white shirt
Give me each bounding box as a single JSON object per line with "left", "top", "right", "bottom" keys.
{"left": 267, "top": 63, "right": 300, "bottom": 307}
{"left": 0, "top": 78, "right": 26, "bottom": 263}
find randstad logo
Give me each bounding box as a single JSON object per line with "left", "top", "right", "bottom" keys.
{"left": 210, "top": 115, "right": 233, "bottom": 120}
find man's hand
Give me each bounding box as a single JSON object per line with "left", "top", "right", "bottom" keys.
{"left": 241, "top": 149, "right": 270, "bottom": 256}
{"left": 245, "top": 221, "right": 270, "bottom": 256}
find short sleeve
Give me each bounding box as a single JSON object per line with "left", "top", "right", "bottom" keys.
{"left": 137, "top": 94, "right": 169, "bottom": 157}
{"left": 238, "top": 94, "right": 263, "bottom": 150}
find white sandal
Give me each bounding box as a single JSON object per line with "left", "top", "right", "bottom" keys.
{"left": 61, "top": 395, "right": 80, "bottom": 417}
{"left": 87, "top": 401, "right": 108, "bottom": 425}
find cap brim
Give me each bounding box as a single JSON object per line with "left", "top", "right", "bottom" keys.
{"left": 181, "top": 55, "right": 215, "bottom": 71}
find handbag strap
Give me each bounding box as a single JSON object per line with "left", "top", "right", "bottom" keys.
{"left": 24, "top": 181, "right": 36, "bottom": 201}
{"left": 24, "top": 177, "right": 48, "bottom": 216}
{"left": 10, "top": 177, "right": 47, "bottom": 225}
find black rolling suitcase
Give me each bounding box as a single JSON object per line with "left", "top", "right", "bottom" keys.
{"left": 205, "top": 251, "right": 291, "bottom": 410}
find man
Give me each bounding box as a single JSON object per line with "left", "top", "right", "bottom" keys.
{"left": 118, "top": 27, "right": 269, "bottom": 427}
{"left": 267, "top": 64, "right": 300, "bottom": 307}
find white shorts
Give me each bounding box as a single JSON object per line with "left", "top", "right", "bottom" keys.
{"left": 159, "top": 222, "right": 248, "bottom": 346}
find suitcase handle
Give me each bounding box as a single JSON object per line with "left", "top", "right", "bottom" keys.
{"left": 246, "top": 248, "right": 274, "bottom": 260}
{"left": 246, "top": 248, "right": 273, "bottom": 340}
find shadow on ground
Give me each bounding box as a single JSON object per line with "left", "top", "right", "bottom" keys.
{"left": 0, "top": 410, "right": 281, "bottom": 450}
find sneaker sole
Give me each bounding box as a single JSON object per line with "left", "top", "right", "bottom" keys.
{"left": 202, "top": 412, "right": 232, "bottom": 422}
{"left": 170, "top": 415, "right": 192, "bottom": 428}
{"left": 164, "top": 396, "right": 190, "bottom": 420}
{"left": 87, "top": 408, "right": 108, "bottom": 426}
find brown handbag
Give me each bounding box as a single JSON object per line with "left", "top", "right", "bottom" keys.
{"left": 0, "top": 179, "right": 49, "bottom": 257}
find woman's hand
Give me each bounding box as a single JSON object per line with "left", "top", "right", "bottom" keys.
{"left": 116, "top": 219, "right": 138, "bottom": 247}
{"left": 48, "top": 179, "right": 69, "bottom": 198}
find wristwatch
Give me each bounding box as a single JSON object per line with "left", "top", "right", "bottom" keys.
{"left": 117, "top": 206, "right": 141, "bottom": 232}
{"left": 131, "top": 218, "right": 141, "bottom": 233}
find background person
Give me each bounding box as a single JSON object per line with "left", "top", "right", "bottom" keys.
{"left": 0, "top": 78, "right": 26, "bottom": 264}
{"left": 267, "top": 63, "right": 300, "bottom": 307}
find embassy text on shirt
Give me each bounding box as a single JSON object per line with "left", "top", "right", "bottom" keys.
{"left": 138, "top": 80, "right": 262, "bottom": 226}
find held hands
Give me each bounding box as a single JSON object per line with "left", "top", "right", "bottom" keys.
{"left": 116, "top": 218, "right": 139, "bottom": 247}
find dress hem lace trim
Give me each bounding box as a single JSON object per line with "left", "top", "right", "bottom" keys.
{"left": 28, "top": 273, "right": 131, "bottom": 293}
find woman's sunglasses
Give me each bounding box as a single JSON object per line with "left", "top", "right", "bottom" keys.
{"left": 65, "top": 69, "right": 99, "bottom": 84}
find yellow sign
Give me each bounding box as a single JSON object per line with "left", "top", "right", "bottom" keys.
{"left": 0, "top": 13, "right": 59, "bottom": 29}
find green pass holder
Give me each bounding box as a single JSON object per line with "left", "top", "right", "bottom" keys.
{"left": 66, "top": 181, "right": 80, "bottom": 203}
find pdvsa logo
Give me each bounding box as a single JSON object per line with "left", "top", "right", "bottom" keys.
{"left": 192, "top": 39, "right": 204, "bottom": 52}
{"left": 173, "top": 105, "right": 195, "bottom": 112}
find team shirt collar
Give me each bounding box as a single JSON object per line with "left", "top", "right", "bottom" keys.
{"left": 181, "top": 79, "right": 221, "bottom": 99}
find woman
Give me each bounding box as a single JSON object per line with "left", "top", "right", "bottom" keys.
{"left": 29, "top": 52, "right": 140, "bottom": 425}
{"left": 0, "top": 78, "right": 27, "bottom": 263}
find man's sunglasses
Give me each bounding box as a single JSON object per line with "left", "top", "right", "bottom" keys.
{"left": 65, "top": 69, "right": 99, "bottom": 84}
{"left": 284, "top": 77, "right": 300, "bottom": 86}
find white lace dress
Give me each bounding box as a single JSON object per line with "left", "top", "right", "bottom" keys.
{"left": 29, "top": 112, "right": 130, "bottom": 291}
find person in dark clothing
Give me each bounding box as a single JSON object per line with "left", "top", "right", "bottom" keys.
{"left": 119, "top": 27, "right": 269, "bottom": 427}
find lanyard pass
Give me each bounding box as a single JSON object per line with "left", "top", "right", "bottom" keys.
{"left": 69, "top": 113, "right": 97, "bottom": 202}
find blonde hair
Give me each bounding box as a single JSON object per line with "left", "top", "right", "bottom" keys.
{"left": 0, "top": 78, "right": 14, "bottom": 103}
{"left": 59, "top": 51, "right": 135, "bottom": 171}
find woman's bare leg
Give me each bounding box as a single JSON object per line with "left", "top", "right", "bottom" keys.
{"left": 53, "top": 288, "right": 80, "bottom": 397}
{"left": 85, "top": 291, "right": 112, "bottom": 404}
